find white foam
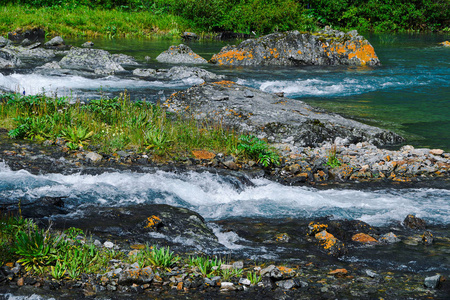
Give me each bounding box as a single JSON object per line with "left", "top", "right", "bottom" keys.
{"left": 1, "top": 162, "right": 449, "bottom": 226}
{"left": 0, "top": 73, "right": 198, "bottom": 97}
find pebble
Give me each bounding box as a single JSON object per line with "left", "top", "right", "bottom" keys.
{"left": 424, "top": 274, "right": 441, "bottom": 289}
{"left": 103, "top": 241, "right": 114, "bottom": 248}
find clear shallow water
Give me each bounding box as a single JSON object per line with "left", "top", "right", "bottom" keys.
{"left": 1, "top": 162, "right": 449, "bottom": 226}
{"left": 0, "top": 34, "right": 449, "bottom": 149}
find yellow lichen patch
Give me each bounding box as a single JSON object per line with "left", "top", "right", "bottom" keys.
{"left": 145, "top": 215, "right": 161, "bottom": 229}
{"left": 352, "top": 233, "right": 378, "bottom": 243}
{"left": 212, "top": 80, "right": 236, "bottom": 87}
{"left": 297, "top": 50, "right": 302, "bottom": 55}
{"left": 275, "top": 233, "right": 290, "bottom": 242}
{"left": 315, "top": 230, "right": 337, "bottom": 249}
{"left": 440, "top": 41, "right": 450, "bottom": 47}
{"left": 192, "top": 150, "right": 216, "bottom": 160}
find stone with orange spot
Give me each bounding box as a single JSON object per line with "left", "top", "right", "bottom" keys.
{"left": 352, "top": 233, "right": 378, "bottom": 243}
{"left": 192, "top": 150, "right": 216, "bottom": 160}
{"left": 329, "top": 268, "right": 348, "bottom": 277}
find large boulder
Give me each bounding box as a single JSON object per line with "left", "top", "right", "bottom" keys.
{"left": 156, "top": 44, "right": 207, "bottom": 64}
{"left": 210, "top": 27, "right": 380, "bottom": 66}
{"left": 0, "top": 36, "right": 11, "bottom": 48}
{"left": 164, "top": 81, "right": 404, "bottom": 147}
{"left": 59, "top": 47, "right": 128, "bottom": 73}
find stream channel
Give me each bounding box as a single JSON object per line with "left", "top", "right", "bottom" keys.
{"left": 1, "top": 33, "right": 450, "bottom": 298}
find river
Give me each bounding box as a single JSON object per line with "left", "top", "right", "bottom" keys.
{"left": 1, "top": 34, "right": 450, "bottom": 289}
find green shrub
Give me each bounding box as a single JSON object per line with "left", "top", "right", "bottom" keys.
{"left": 238, "top": 135, "right": 280, "bottom": 167}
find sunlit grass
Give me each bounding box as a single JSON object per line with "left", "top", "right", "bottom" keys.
{"left": 0, "top": 4, "right": 190, "bottom": 39}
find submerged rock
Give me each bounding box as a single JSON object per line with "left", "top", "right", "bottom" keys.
{"left": 59, "top": 47, "right": 127, "bottom": 73}
{"left": 210, "top": 27, "right": 380, "bottom": 66}
{"left": 164, "top": 81, "right": 403, "bottom": 147}
{"left": 156, "top": 44, "right": 207, "bottom": 64}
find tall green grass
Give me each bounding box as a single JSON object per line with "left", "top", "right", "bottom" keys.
{"left": 0, "top": 4, "right": 189, "bottom": 39}
{"left": 0, "top": 92, "right": 239, "bottom": 159}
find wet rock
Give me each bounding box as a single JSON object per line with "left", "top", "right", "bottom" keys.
{"left": 210, "top": 27, "right": 380, "bottom": 67}
{"left": 156, "top": 44, "right": 207, "bottom": 64}
{"left": 351, "top": 233, "right": 377, "bottom": 244}
{"left": 165, "top": 82, "right": 403, "bottom": 148}
{"left": 260, "top": 276, "right": 276, "bottom": 289}
{"left": 8, "top": 28, "right": 45, "bottom": 44}
{"left": 36, "top": 61, "right": 61, "bottom": 69}
{"left": 403, "top": 214, "right": 426, "bottom": 229}
{"left": 182, "top": 32, "right": 198, "bottom": 40}
{"left": 82, "top": 41, "right": 94, "bottom": 48}
{"left": 133, "top": 68, "right": 157, "bottom": 77}
{"left": 51, "top": 204, "right": 223, "bottom": 250}
{"left": 424, "top": 274, "right": 441, "bottom": 289}
{"left": 422, "top": 231, "right": 434, "bottom": 245}
{"left": 0, "top": 36, "right": 11, "bottom": 48}
{"left": 9, "top": 196, "right": 67, "bottom": 218}
{"left": 2, "top": 45, "right": 55, "bottom": 60}
{"left": 20, "top": 38, "right": 33, "bottom": 47}
{"left": 314, "top": 230, "right": 347, "bottom": 257}
{"left": 165, "top": 66, "right": 225, "bottom": 81}
{"left": 0, "top": 49, "right": 21, "bottom": 67}
{"left": 379, "top": 232, "right": 401, "bottom": 243}
{"left": 59, "top": 47, "right": 126, "bottom": 73}
{"left": 365, "top": 270, "right": 378, "bottom": 278}
{"left": 44, "top": 36, "right": 65, "bottom": 49}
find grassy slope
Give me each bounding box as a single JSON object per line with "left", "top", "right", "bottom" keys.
{"left": 0, "top": 5, "right": 190, "bottom": 39}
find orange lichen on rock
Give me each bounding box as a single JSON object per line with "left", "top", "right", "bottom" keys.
{"left": 440, "top": 41, "right": 450, "bottom": 47}
{"left": 192, "top": 150, "right": 216, "bottom": 160}
{"left": 145, "top": 215, "right": 161, "bottom": 229}
{"left": 211, "top": 49, "right": 252, "bottom": 64}
{"left": 352, "top": 233, "right": 378, "bottom": 243}
{"left": 329, "top": 268, "right": 348, "bottom": 276}
{"left": 213, "top": 80, "right": 235, "bottom": 87}
{"left": 308, "top": 221, "right": 328, "bottom": 235}
{"left": 315, "top": 230, "right": 337, "bottom": 250}
{"left": 347, "top": 42, "right": 377, "bottom": 65}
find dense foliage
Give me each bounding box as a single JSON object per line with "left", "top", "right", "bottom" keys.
{"left": 4, "top": 0, "right": 449, "bottom": 33}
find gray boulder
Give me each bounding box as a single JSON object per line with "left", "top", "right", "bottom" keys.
{"left": 133, "top": 66, "right": 225, "bottom": 82}
{"left": 112, "top": 53, "right": 139, "bottom": 66}
{"left": 59, "top": 47, "right": 125, "bottom": 73}
{"left": 210, "top": 27, "right": 380, "bottom": 66}
{"left": 164, "top": 82, "right": 404, "bottom": 147}
{"left": 156, "top": 44, "right": 207, "bottom": 64}
{"left": 1, "top": 45, "right": 55, "bottom": 60}
{"left": 44, "top": 36, "right": 65, "bottom": 48}
{"left": 0, "top": 36, "right": 11, "bottom": 48}
{"left": 81, "top": 41, "right": 94, "bottom": 48}
{"left": 0, "top": 57, "right": 17, "bottom": 68}
{"left": 166, "top": 66, "right": 225, "bottom": 81}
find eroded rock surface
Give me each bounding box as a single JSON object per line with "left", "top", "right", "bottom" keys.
{"left": 133, "top": 66, "right": 225, "bottom": 82}
{"left": 156, "top": 44, "right": 207, "bottom": 64}
{"left": 210, "top": 27, "right": 379, "bottom": 66}
{"left": 59, "top": 47, "right": 129, "bottom": 73}
{"left": 164, "top": 81, "right": 403, "bottom": 147}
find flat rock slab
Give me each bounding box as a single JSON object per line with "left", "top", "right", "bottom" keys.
{"left": 210, "top": 27, "right": 380, "bottom": 66}
{"left": 164, "top": 81, "right": 403, "bottom": 147}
